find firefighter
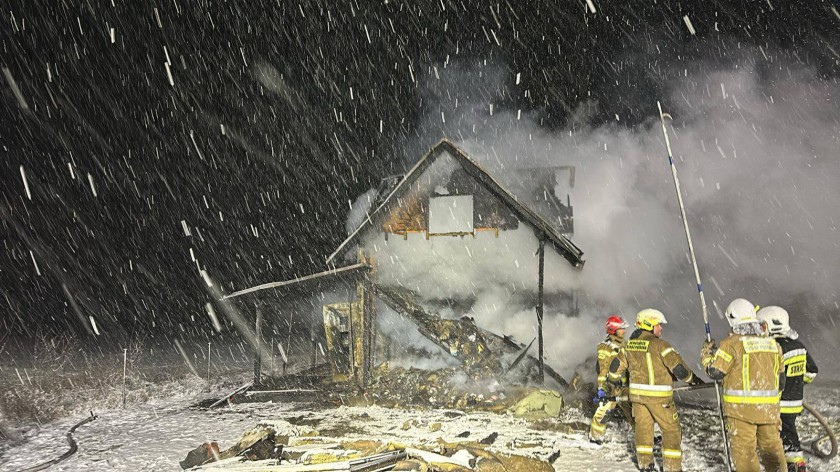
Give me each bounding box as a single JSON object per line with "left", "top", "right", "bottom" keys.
{"left": 608, "top": 309, "right": 704, "bottom": 472}
{"left": 701, "top": 298, "right": 787, "bottom": 472}
{"left": 589, "top": 315, "right": 633, "bottom": 444}
{"left": 757, "top": 306, "right": 819, "bottom": 472}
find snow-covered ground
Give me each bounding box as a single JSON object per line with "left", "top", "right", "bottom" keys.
{"left": 1, "top": 381, "right": 837, "bottom": 471}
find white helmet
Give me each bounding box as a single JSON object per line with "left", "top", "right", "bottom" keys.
{"left": 724, "top": 298, "right": 758, "bottom": 327}
{"left": 757, "top": 306, "right": 790, "bottom": 336}
{"left": 636, "top": 308, "right": 667, "bottom": 331}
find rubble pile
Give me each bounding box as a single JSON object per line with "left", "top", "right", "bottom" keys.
{"left": 371, "top": 284, "right": 570, "bottom": 389}
{"left": 236, "top": 361, "right": 576, "bottom": 417}
{"left": 238, "top": 360, "right": 580, "bottom": 419}
{"left": 359, "top": 364, "right": 511, "bottom": 411}
{"left": 432, "top": 317, "right": 501, "bottom": 371}
{"left": 183, "top": 367, "right": 583, "bottom": 471}
{"left": 372, "top": 285, "right": 502, "bottom": 372}
{"left": 187, "top": 281, "right": 592, "bottom": 470}
{"left": 180, "top": 427, "right": 282, "bottom": 470}
{"left": 180, "top": 425, "right": 406, "bottom": 470}
{"left": 183, "top": 424, "right": 557, "bottom": 471}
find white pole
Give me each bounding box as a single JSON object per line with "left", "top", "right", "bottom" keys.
{"left": 278, "top": 342, "right": 288, "bottom": 376}
{"left": 122, "top": 348, "right": 128, "bottom": 408}
{"left": 207, "top": 342, "right": 211, "bottom": 392}
{"left": 657, "top": 101, "right": 732, "bottom": 472}
{"left": 657, "top": 102, "right": 709, "bottom": 327}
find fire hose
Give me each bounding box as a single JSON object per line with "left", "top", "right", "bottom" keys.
{"left": 803, "top": 402, "right": 837, "bottom": 460}
{"left": 16, "top": 411, "right": 97, "bottom": 472}
{"left": 600, "top": 384, "right": 837, "bottom": 461}
{"left": 673, "top": 385, "right": 836, "bottom": 460}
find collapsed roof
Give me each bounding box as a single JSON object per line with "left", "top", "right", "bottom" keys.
{"left": 373, "top": 284, "right": 569, "bottom": 387}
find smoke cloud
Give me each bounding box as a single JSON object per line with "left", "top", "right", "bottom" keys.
{"left": 352, "top": 54, "right": 840, "bottom": 379}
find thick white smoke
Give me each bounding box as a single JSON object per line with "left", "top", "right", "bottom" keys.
{"left": 351, "top": 58, "right": 840, "bottom": 378}
{"left": 346, "top": 188, "right": 378, "bottom": 236}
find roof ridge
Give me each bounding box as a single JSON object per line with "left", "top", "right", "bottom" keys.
{"left": 326, "top": 139, "right": 584, "bottom": 268}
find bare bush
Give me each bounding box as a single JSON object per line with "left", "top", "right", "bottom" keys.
{"left": 0, "top": 334, "right": 193, "bottom": 426}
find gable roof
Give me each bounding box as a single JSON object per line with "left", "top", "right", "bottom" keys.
{"left": 327, "top": 139, "right": 585, "bottom": 268}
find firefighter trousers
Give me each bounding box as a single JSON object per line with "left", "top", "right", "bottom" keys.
{"left": 780, "top": 412, "right": 806, "bottom": 465}
{"left": 726, "top": 416, "right": 786, "bottom": 472}
{"left": 589, "top": 398, "right": 633, "bottom": 441}
{"left": 632, "top": 400, "right": 682, "bottom": 472}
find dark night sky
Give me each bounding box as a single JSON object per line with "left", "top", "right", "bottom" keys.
{"left": 1, "top": 1, "right": 838, "bottom": 348}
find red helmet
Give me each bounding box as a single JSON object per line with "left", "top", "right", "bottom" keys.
{"left": 606, "top": 315, "right": 628, "bottom": 335}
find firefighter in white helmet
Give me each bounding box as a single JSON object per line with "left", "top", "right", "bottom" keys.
{"left": 608, "top": 309, "right": 703, "bottom": 472}
{"left": 758, "top": 306, "right": 819, "bottom": 472}
{"left": 701, "top": 298, "right": 787, "bottom": 472}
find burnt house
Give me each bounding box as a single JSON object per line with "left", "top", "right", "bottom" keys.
{"left": 222, "top": 139, "right": 585, "bottom": 389}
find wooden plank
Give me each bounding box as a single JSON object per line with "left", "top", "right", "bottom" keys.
{"left": 208, "top": 382, "right": 253, "bottom": 408}
{"left": 222, "top": 264, "right": 370, "bottom": 300}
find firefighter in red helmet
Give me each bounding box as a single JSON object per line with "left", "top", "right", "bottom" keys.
{"left": 589, "top": 315, "right": 633, "bottom": 444}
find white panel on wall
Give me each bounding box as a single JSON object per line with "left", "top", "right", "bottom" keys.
{"left": 428, "top": 195, "right": 473, "bottom": 234}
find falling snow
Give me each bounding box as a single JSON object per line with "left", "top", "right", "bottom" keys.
{"left": 1, "top": 2, "right": 839, "bottom": 470}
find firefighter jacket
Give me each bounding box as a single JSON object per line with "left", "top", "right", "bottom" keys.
{"left": 595, "top": 334, "right": 624, "bottom": 392}
{"left": 703, "top": 333, "right": 785, "bottom": 424}
{"left": 608, "top": 329, "right": 696, "bottom": 404}
{"left": 774, "top": 336, "right": 818, "bottom": 414}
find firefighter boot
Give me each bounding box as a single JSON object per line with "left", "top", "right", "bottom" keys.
{"left": 787, "top": 462, "right": 806, "bottom": 472}
{"left": 589, "top": 399, "right": 616, "bottom": 444}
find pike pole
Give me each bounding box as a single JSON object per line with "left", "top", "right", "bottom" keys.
{"left": 657, "top": 102, "right": 732, "bottom": 472}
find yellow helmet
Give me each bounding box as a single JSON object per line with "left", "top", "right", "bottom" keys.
{"left": 636, "top": 309, "right": 667, "bottom": 331}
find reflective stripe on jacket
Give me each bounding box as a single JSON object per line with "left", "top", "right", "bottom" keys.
{"left": 608, "top": 329, "right": 693, "bottom": 404}
{"left": 780, "top": 399, "right": 804, "bottom": 415}
{"left": 595, "top": 335, "right": 623, "bottom": 390}
{"left": 708, "top": 333, "right": 784, "bottom": 423}
{"left": 775, "top": 337, "right": 818, "bottom": 414}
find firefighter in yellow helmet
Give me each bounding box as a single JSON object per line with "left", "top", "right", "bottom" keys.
{"left": 608, "top": 309, "right": 704, "bottom": 472}
{"left": 589, "top": 315, "right": 633, "bottom": 445}
{"left": 701, "top": 298, "right": 787, "bottom": 472}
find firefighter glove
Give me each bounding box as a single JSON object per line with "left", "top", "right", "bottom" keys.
{"left": 688, "top": 374, "right": 706, "bottom": 386}
{"left": 592, "top": 388, "right": 607, "bottom": 405}
{"left": 700, "top": 339, "right": 717, "bottom": 366}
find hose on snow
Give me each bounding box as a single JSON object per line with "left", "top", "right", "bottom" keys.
{"left": 803, "top": 402, "right": 837, "bottom": 460}
{"left": 16, "top": 411, "right": 97, "bottom": 472}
